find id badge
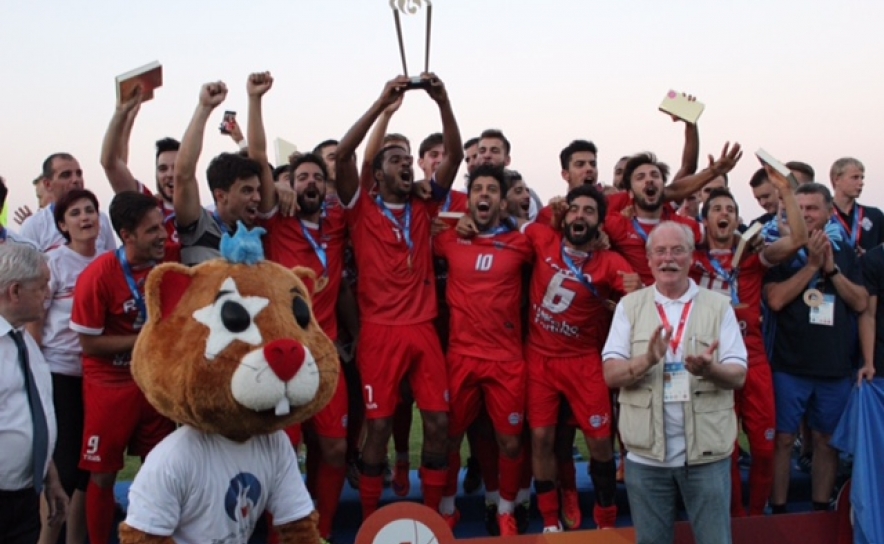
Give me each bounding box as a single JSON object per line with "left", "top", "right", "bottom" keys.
{"left": 663, "top": 362, "right": 690, "bottom": 403}
{"left": 809, "top": 294, "right": 835, "bottom": 326}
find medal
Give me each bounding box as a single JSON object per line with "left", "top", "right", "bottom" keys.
{"left": 803, "top": 288, "right": 824, "bottom": 308}
{"left": 314, "top": 276, "right": 329, "bottom": 293}
{"left": 407, "top": 254, "right": 413, "bottom": 270}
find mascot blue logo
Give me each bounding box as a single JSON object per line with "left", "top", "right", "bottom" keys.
{"left": 224, "top": 473, "right": 262, "bottom": 522}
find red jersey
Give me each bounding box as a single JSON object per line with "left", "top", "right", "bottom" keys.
{"left": 434, "top": 228, "right": 534, "bottom": 361}
{"left": 138, "top": 182, "right": 181, "bottom": 263}
{"left": 605, "top": 210, "right": 703, "bottom": 286}
{"left": 440, "top": 190, "right": 468, "bottom": 214}
{"left": 690, "top": 250, "right": 769, "bottom": 364}
{"left": 535, "top": 205, "right": 555, "bottom": 228}
{"left": 349, "top": 188, "right": 439, "bottom": 325}
{"left": 261, "top": 206, "right": 348, "bottom": 341}
{"left": 523, "top": 223, "right": 633, "bottom": 358}
{"left": 70, "top": 251, "right": 156, "bottom": 385}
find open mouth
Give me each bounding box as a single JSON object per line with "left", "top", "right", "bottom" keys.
{"left": 717, "top": 219, "right": 729, "bottom": 229}
{"left": 477, "top": 201, "right": 491, "bottom": 213}
{"left": 400, "top": 170, "right": 413, "bottom": 182}
{"left": 660, "top": 264, "right": 680, "bottom": 272}
{"left": 644, "top": 187, "right": 659, "bottom": 198}
{"left": 519, "top": 201, "right": 530, "bottom": 211}
{"left": 304, "top": 188, "right": 319, "bottom": 199}
{"left": 571, "top": 222, "right": 587, "bottom": 235}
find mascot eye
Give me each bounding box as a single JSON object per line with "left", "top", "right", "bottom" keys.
{"left": 292, "top": 296, "right": 311, "bottom": 329}
{"left": 221, "top": 300, "right": 252, "bottom": 333}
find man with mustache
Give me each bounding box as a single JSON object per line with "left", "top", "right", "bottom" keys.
{"left": 603, "top": 221, "right": 748, "bottom": 544}
{"left": 523, "top": 184, "right": 636, "bottom": 532}
{"left": 432, "top": 165, "right": 534, "bottom": 535}
{"left": 100, "top": 87, "right": 182, "bottom": 263}
{"left": 243, "top": 75, "right": 349, "bottom": 543}
{"left": 334, "top": 74, "right": 463, "bottom": 521}
{"left": 689, "top": 169, "right": 807, "bottom": 517}
{"left": 604, "top": 147, "right": 741, "bottom": 286}
{"left": 764, "top": 183, "right": 868, "bottom": 515}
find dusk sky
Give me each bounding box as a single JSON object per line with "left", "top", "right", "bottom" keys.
{"left": 2, "top": 0, "right": 883, "bottom": 222}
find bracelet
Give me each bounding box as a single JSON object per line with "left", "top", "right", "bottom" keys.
{"left": 237, "top": 139, "right": 249, "bottom": 150}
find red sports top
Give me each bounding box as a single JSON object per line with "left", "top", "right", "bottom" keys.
{"left": 138, "top": 183, "right": 181, "bottom": 264}
{"left": 434, "top": 228, "right": 533, "bottom": 361}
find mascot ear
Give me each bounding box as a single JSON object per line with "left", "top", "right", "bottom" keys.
{"left": 291, "top": 266, "right": 326, "bottom": 297}
{"left": 146, "top": 263, "right": 196, "bottom": 321}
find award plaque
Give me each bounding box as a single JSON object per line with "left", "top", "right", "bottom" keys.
{"left": 389, "top": 0, "right": 433, "bottom": 89}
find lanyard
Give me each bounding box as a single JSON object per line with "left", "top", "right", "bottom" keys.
{"left": 706, "top": 252, "right": 740, "bottom": 306}
{"left": 632, "top": 218, "right": 651, "bottom": 242}
{"left": 560, "top": 242, "right": 601, "bottom": 299}
{"left": 300, "top": 220, "right": 328, "bottom": 276}
{"left": 441, "top": 191, "right": 452, "bottom": 213}
{"left": 115, "top": 247, "right": 147, "bottom": 323}
{"left": 655, "top": 300, "right": 693, "bottom": 355}
{"left": 212, "top": 211, "right": 230, "bottom": 235}
{"left": 375, "top": 197, "right": 413, "bottom": 254}
{"left": 484, "top": 223, "right": 512, "bottom": 236}
{"left": 0, "top": 228, "right": 6, "bottom": 242}
{"left": 835, "top": 206, "right": 862, "bottom": 248}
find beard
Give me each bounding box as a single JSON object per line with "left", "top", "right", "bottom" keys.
{"left": 564, "top": 221, "right": 599, "bottom": 247}
{"left": 634, "top": 193, "right": 663, "bottom": 212}
{"left": 156, "top": 182, "right": 173, "bottom": 203}
{"left": 297, "top": 188, "right": 325, "bottom": 216}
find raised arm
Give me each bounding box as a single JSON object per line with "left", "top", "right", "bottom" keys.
{"left": 175, "top": 81, "right": 228, "bottom": 228}
{"left": 422, "top": 73, "right": 463, "bottom": 190}
{"left": 100, "top": 88, "right": 143, "bottom": 193}
{"left": 362, "top": 95, "right": 403, "bottom": 176}
{"left": 672, "top": 118, "right": 699, "bottom": 182}
{"left": 762, "top": 166, "right": 808, "bottom": 265}
{"left": 663, "top": 142, "right": 743, "bottom": 203}
{"left": 335, "top": 76, "right": 411, "bottom": 205}
{"left": 245, "top": 71, "right": 277, "bottom": 214}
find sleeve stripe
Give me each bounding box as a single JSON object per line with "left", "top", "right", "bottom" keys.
{"left": 69, "top": 323, "right": 104, "bottom": 336}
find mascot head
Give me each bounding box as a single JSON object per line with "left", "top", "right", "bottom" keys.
{"left": 131, "top": 224, "right": 338, "bottom": 442}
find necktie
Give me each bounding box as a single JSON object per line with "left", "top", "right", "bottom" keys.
{"left": 10, "top": 330, "right": 49, "bottom": 493}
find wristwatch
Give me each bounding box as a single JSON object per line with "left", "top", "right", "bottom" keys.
{"left": 824, "top": 265, "right": 841, "bottom": 280}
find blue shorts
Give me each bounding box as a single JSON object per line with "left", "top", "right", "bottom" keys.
{"left": 773, "top": 372, "right": 851, "bottom": 435}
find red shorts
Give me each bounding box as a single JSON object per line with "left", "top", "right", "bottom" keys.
{"left": 736, "top": 356, "right": 776, "bottom": 455}
{"left": 80, "top": 380, "right": 175, "bottom": 472}
{"left": 357, "top": 321, "right": 448, "bottom": 419}
{"left": 526, "top": 350, "right": 611, "bottom": 439}
{"left": 447, "top": 353, "right": 526, "bottom": 437}
{"left": 305, "top": 363, "right": 349, "bottom": 439}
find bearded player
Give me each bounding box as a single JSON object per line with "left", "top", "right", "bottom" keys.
{"left": 524, "top": 184, "right": 637, "bottom": 532}
{"left": 689, "top": 169, "right": 807, "bottom": 517}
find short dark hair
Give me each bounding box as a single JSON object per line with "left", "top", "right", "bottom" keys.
{"left": 206, "top": 153, "right": 263, "bottom": 194}
{"left": 383, "top": 133, "right": 410, "bottom": 148}
{"left": 565, "top": 183, "right": 608, "bottom": 224}
{"left": 42, "top": 152, "right": 75, "bottom": 180}
{"left": 700, "top": 188, "right": 738, "bottom": 220}
{"left": 479, "top": 129, "right": 511, "bottom": 156}
{"left": 109, "top": 191, "right": 161, "bottom": 238}
{"left": 32, "top": 175, "right": 42, "bottom": 186}
{"left": 786, "top": 161, "right": 815, "bottom": 180}
{"left": 559, "top": 140, "right": 598, "bottom": 170}
{"left": 272, "top": 164, "right": 290, "bottom": 183}
{"left": 504, "top": 169, "right": 522, "bottom": 183}
{"left": 419, "top": 133, "right": 444, "bottom": 158}
{"left": 622, "top": 152, "right": 670, "bottom": 192}
{"left": 463, "top": 137, "right": 479, "bottom": 150}
{"left": 312, "top": 139, "right": 338, "bottom": 156}
{"left": 371, "top": 145, "right": 408, "bottom": 175}
{"left": 53, "top": 189, "right": 100, "bottom": 243}
{"left": 155, "top": 137, "right": 180, "bottom": 161}
{"left": 467, "top": 164, "right": 509, "bottom": 196}
{"left": 290, "top": 152, "right": 329, "bottom": 181}
{"left": 749, "top": 167, "right": 769, "bottom": 188}
{"left": 795, "top": 182, "right": 833, "bottom": 207}
{"left": 0, "top": 176, "right": 7, "bottom": 211}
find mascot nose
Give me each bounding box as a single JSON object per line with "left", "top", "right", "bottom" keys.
{"left": 263, "top": 339, "right": 306, "bottom": 382}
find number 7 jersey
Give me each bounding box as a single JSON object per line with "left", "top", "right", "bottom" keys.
{"left": 523, "top": 223, "right": 634, "bottom": 358}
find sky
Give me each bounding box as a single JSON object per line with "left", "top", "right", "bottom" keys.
{"left": 2, "top": 0, "right": 884, "bottom": 225}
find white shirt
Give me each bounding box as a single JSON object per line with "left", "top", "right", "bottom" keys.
{"left": 19, "top": 206, "right": 117, "bottom": 254}
{"left": 0, "top": 229, "right": 38, "bottom": 249}
{"left": 42, "top": 246, "right": 101, "bottom": 376}
{"left": 0, "top": 315, "right": 57, "bottom": 490}
{"left": 125, "top": 427, "right": 314, "bottom": 544}
{"left": 602, "top": 280, "right": 747, "bottom": 468}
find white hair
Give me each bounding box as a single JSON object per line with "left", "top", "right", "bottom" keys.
{"left": 0, "top": 243, "right": 47, "bottom": 292}
{"left": 645, "top": 221, "right": 695, "bottom": 253}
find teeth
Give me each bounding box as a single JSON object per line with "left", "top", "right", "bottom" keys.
{"left": 274, "top": 398, "right": 290, "bottom": 416}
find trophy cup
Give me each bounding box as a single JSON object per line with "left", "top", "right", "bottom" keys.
{"left": 389, "top": 0, "right": 433, "bottom": 90}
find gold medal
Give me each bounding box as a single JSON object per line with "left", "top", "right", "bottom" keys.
{"left": 314, "top": 275, "right": 329, "bottom": 294}
{"left": 803, "top": 288, "right": 823, "bottom": 308}
{"left": 407, "top": 254, "right": 413, "bottom": 270}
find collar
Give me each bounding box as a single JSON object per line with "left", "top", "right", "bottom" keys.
{"left": 653, "top": 279, "right": 699, "bottom": 305}
{"left": 0, "top": 314, "right": 17, "bottom": 337}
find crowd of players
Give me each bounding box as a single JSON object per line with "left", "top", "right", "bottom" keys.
{"left": 1, "top": 70, "right": 882, "bottom": 544}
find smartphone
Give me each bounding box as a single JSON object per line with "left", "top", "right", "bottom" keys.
{"left": 219, "top": 111, "right": 236, "bottom": 135}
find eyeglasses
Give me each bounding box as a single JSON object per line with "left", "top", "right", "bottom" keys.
{"left": 650, "top": 246, "right": 689, "bottom": 258}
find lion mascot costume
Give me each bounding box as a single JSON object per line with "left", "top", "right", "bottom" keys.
{"left": 119, "top": 225, "right": 338, "bottom": 544}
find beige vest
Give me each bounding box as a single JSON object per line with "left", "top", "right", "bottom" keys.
{"left": 617, "top": 286, "right": 737, "bottom": 465}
